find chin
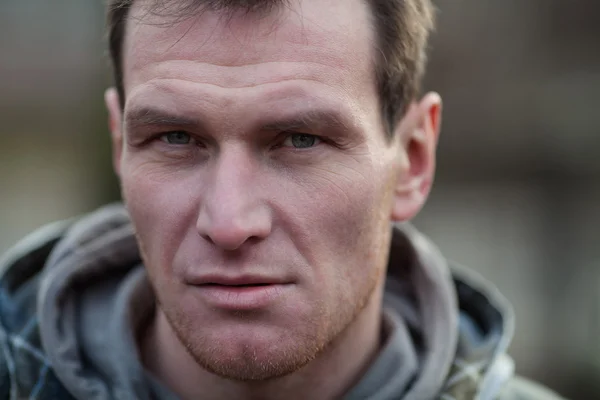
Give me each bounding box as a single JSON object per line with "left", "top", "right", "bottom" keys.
{"left": 182, "top": 325, "right": 322, "bottom": 381}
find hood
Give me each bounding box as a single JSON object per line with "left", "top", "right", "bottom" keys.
{"left": 26, "top": 204, "right": 515, "bottom": 400}
{"left": 344, "top": 225, "right": 515, "bottom": 400}
{"left": 36, "top": 204, "right": 157, "bottom": 400}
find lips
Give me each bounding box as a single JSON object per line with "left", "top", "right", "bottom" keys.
{"left": 189, "top": 274, "right": 293, "bottom": 310}
{"left": 194, "top": 275, "right": 286, "bottom": 286}
{"left": 202, "top": 282, "right": 272, "bottom": 287}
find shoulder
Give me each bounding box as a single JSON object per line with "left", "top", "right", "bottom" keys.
{"left": 0, "top": 218, "right": 70, "bottom": 334}
{"left": 499, "top": 376, "right": 567, "bottom": 400}
{"left": 0, "top": 219, "right": 76, "bottom": 399}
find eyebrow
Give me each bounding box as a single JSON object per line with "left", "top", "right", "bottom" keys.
{"left": 124, "top": 106, "right": 352, "bottom": 134}
{"left": 260, "top": 110, "right": 350, "bottom": 133}
{"left": 125, "top": 107, "right": 203, "bottom": 130}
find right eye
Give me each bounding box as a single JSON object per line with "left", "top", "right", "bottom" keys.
{"left": 159, "top": 131, "right": 191, "bottom": 145}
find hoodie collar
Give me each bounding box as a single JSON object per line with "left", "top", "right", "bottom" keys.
{"left": 25, "top": 204, "right": 514, "bottom": 400}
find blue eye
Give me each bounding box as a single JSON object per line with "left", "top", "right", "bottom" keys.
{"left": 160, "top": 131, "right": 191, "bottom": 145}
{"left": 283, "top": 133, "right": 321, "bottom": 149}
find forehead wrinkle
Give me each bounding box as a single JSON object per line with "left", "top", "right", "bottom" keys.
{"left": 127, "top": 77, "right": 352, "bottom": 117}
{"left": 128, "top": 34, "right": 355, "bottom": 80}
{"left": 143, "top": 59, "right": 345, "bottom": 72}
{"left": 124, "top": 0, "right": 373, "bottom": 76}
{"left": 132, "top": 61, "right": 345, "bottom": 92}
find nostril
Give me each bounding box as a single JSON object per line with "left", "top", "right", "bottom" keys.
{"left": 201, "top": 233, "right": 215, "bottom": 245}
{"left": 201, "top": 225, "right": 266, "bottom": 251}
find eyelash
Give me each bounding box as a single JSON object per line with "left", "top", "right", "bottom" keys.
{"left": 148, "top": 130, "right": 205, "bottom": 151}
{"left": 154, "top": 131, "right": 325, "bottom": 150}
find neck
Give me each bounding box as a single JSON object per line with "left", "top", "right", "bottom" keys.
{"left": 141, "top": 284, "right": 384, "bottom": 400}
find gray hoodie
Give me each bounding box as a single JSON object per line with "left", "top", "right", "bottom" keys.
{"left": 0, "top": 204, "right": 564, "bottom": 399}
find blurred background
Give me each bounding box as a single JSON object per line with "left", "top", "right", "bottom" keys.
{"left": 0, "top": 0, "right": 598, "bottom": 397}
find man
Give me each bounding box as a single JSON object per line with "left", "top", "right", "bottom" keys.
{"left": 0, "top": 0, "right": 564, "bottom": 399}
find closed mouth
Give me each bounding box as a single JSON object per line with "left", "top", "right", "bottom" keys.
{"left": 201, "top": 283, "right": 274, "bottom": 287}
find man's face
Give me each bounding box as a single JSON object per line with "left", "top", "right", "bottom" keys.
{"left": 111, "top": 0, "right": 414, "bottom": 381}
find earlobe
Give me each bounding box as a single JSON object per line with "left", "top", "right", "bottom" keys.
{"left": 105, "top": 88, "right": 123, "bottom": 177}
{"left": 390, "top": 92, "right": 442, "bottom": 222}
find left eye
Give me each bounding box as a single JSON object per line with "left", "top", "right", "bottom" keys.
{"left": 282, "top": 133, "right": 321, "bottom": 149}
{"left": 160, "top": 131, "right": 191, "bottom": 145}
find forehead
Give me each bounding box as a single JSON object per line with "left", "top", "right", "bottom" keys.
{"left": 121, "top": 0, "right": 378, "bottom": 107}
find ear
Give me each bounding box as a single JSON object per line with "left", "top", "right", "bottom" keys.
{"left": 105, "top": 88, "right": 124, "bottom": 178}
{"left": 390, "top": 92, "right": 442, "bottom": 222}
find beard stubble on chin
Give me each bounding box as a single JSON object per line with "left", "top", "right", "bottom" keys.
{"left": 155, "top": 261, "right": 384, "bottom": 383}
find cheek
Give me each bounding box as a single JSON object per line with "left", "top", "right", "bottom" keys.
{"left": 275, "top": 161, "right": 393, "bottom": 285}
{"left": 120, "top": 162, "right": 200, "bottom": 275}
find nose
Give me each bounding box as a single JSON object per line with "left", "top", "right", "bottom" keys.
{"left": 196, "top": 147, "right": 272, "bottom": 251}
